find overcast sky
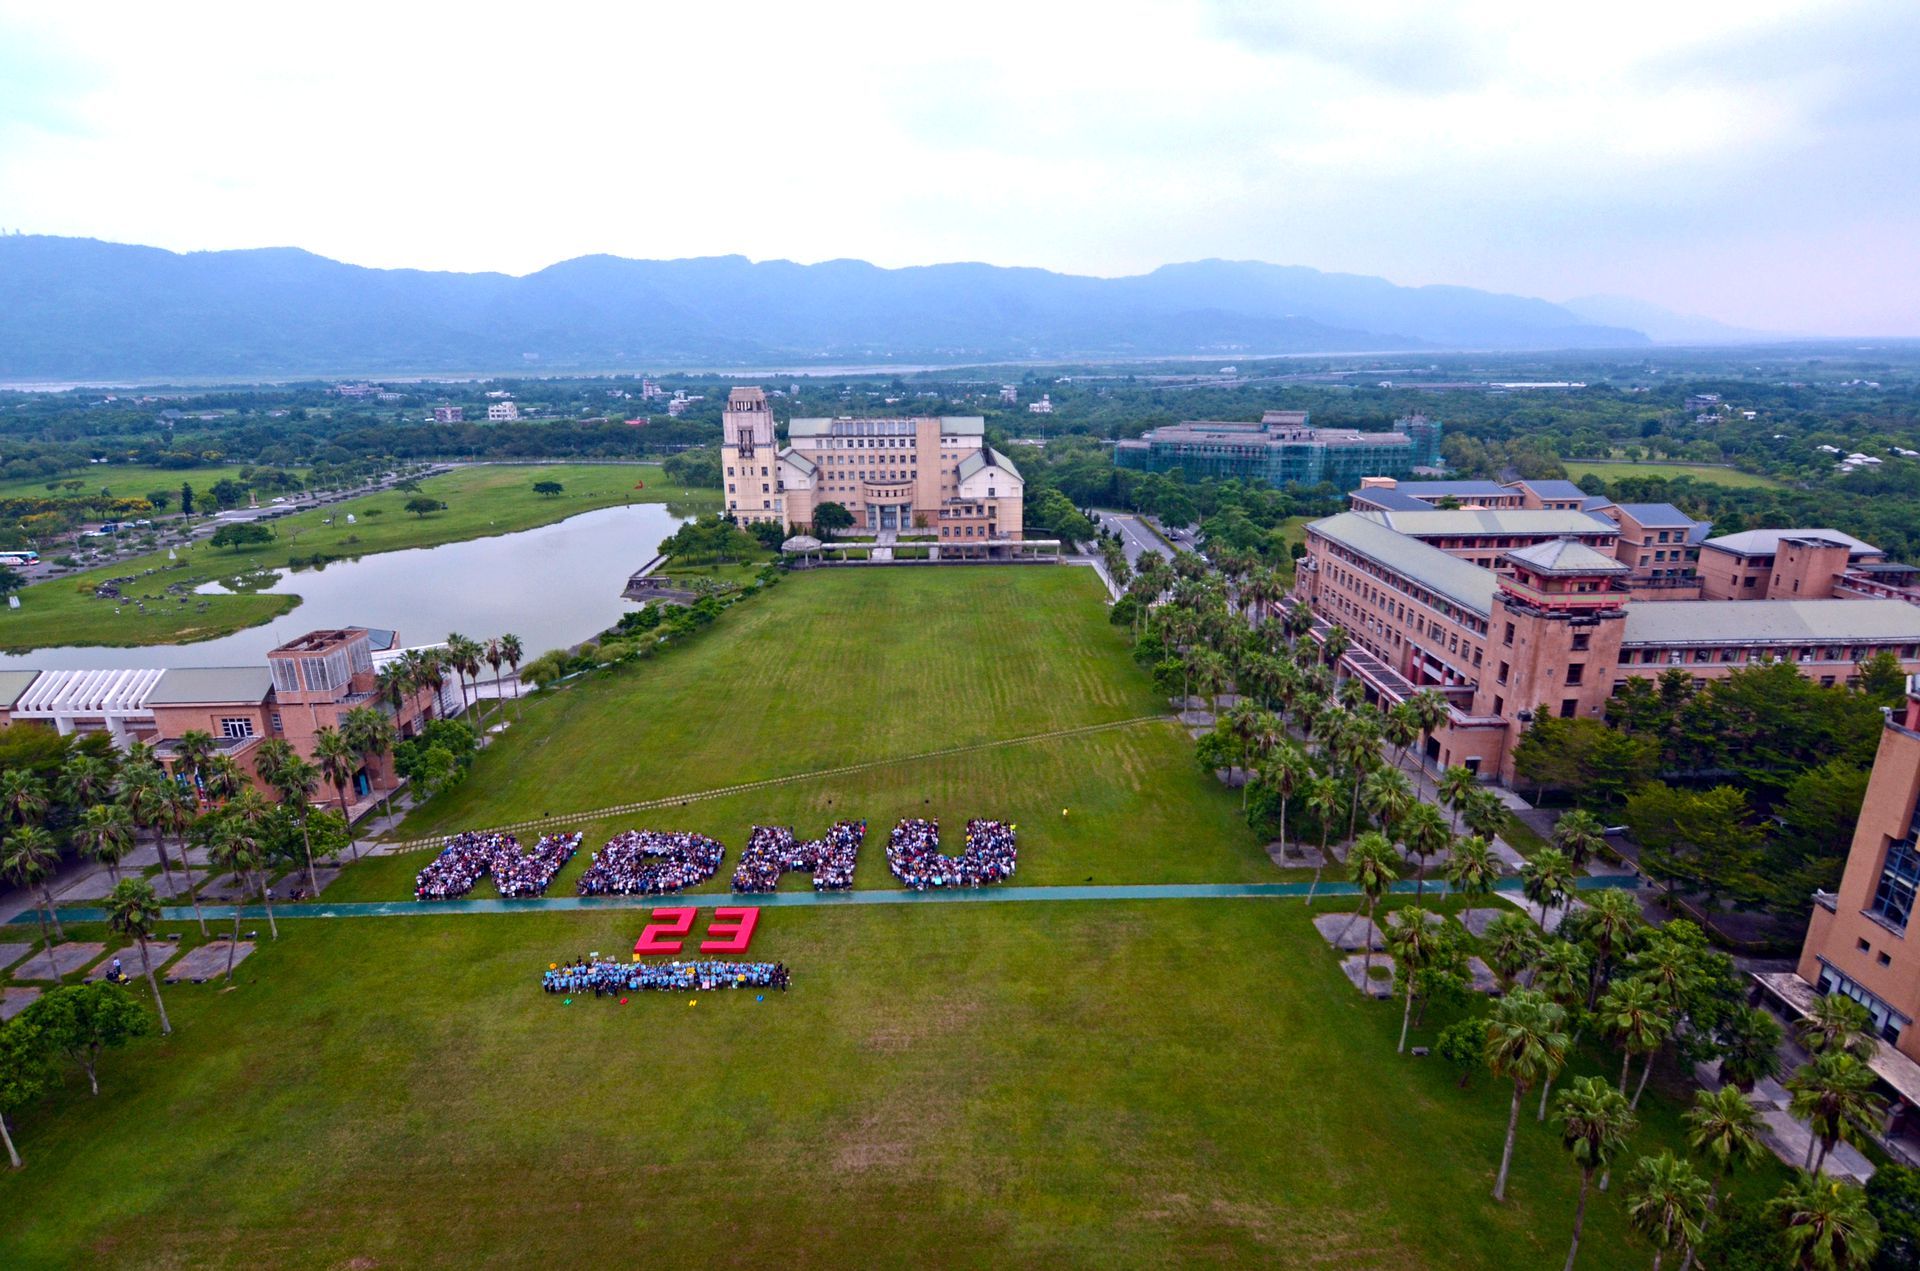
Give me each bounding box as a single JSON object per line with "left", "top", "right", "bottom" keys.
{"left": 1, "top": 1, "right": 1915, "bottom": 335}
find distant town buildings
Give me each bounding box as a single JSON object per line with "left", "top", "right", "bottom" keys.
{"left": 640, "top": 378, "right": 665, "bottom": 400}
{"left": 332, "top": 383, "right": 379, "bottom": 399}
{"left": 1117, "top": 411, "right": 1444, "bottom": 489}
{"left": 431, "top": 406, "right": 464, "bottom": 424}
{"left": 1027, "top": 394, "right": 1054, "bottom": 415}
{"left": 999, "top": 384, "right": 1018, "bottom": 404}
{"left": 487, "top": 401, "right": 521, "bottom": 422}
{"left": 719, "top": 387, "right": 1024, "bottom": 548}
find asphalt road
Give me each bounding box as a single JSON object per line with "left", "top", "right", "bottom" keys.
{"left": 1093, "top": 510, "right": 1174, "bottom": 568}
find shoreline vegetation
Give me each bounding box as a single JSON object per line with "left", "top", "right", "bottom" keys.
{"left": 0, "top": 464, "right": 717, "bottom": 652}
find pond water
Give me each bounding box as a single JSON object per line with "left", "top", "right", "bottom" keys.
{"left": 0, "top": 502, "right": 694, "bottom": 671}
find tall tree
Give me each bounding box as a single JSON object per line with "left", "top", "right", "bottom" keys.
{"left": 1788, "top": 1052, "right": 1886, "bottom": 1177}
{"left": 1552, "top": 809, "right": 1608, "bottom": 871}
{"left": 1600, "top": 977, "right": 1671, "bottom": 1099}
{"left": 1626, "top": 1151, "right": 1710, "bottom": 1271}
{"left": 1770, "top": 1175, "right": 1880, "bottom": 1270}
{"left": 1438, "top": 765, "right": 1478, "bottom": 835}
{"left": 73, "top": 801, "right": 135, "bottom": 883}
{"left": 104, "top": 878, "right": 171, "bottom": 1036}
{"left": 312, "top": 727, "right": 362, "bottom": 861}
{"left": 1687, "top": 1085, "right": 1766, "bottom": 1217}
{"left": 206, "top": 824, "right": 263, "bottom": 982}
{"left": 1443, "top": 834, "right": 1499, "bottom": 904}
{"left": 22, "top": 980, "right": 151, "bottom": 1096}
{"left": 1388, "top": 906, "right": 1443, "bottom": 1054}
{"left": 1399, "top": 802, "right": 1451, "bottom": 898}
{"left": 2, "top": 826, "right": 65, "bottom": 951}
{"left": 1485, "top": 989, "right": 1571, "bottom": 1202}
{"left": 500, "top": 633, "right": 525, "bottom": 719}
{"left": 1522, "top": 848, "right": 1578, "bottom": 925}
{"left": 1304, "top": 776, "right": 1343, "bottom": 907}
{"left": 0, "top": 1016, "right": 50, "bottom": 1169}
{"left": 1554, "top": 1075, "right": 1637, "bottom": 1271}
{"left": 1347, "top": 832, "right": 1400, "bottom": 979}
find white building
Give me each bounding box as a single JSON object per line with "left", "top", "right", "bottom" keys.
{"left": 487, "top": 401, "right": 521, "bottom": 422}
{"left": 999, "top": 384, "right": 1018, "bottom": 404}
{"left": 1027, "top": 394, "right": 1054, "bottom": 415}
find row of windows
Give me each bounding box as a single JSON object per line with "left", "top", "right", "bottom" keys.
{"left": 1615, "top": 643, "right": 1917, "bottom": 666}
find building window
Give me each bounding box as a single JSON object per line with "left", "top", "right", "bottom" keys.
{"left": 1881, "top": 952, "right": 1893, "bottom": 967}
{"left": 1571, "top": 632, "right": 1591, "bottom": 652}
{"left": 1869, "top": 836, "right": 1920, "bottom": 933}
{"left": 1566, "top": 664, "right": 1584, "bottom": 686}
{"left": 1497, "top": 661, "right": 1509, "bottom": 685}
{"left": 220, "top": 717, "right": 255, "bottom": 740}
{"left": 1816, "top": 961, "right": 1910, "bottom": 1043}
{"left": 1559, "top": 699, "right": 1578, "bottom": 719}
{"left": 1859, "top": 938, "right": 1872, "bottom": 953}
{"left": 1503, "top": 622, "right": 1515, "bottom": 646}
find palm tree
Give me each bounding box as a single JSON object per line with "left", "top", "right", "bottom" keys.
{"left": 1321, "top": 624, "right": 1349, "bottom": 668}
{"left": 266, "top": 754, "right": 324, "bottom": 896}
{"left": 1408, "top": 689, "right": 1450, "bottom": 776}
{"left": 1363, "top": 766, "right": 1415, "bottom": 839}
{"left": 1535, "top": 940, "right": 1595, "bottom": 1120}
{"left": 1787, "top": 1052, "right": 1887, "bottom": 1177}
{"left": 0, "top": 769, "right": 49, "bottom": 829}
{"left": 1304, "top": 776, "right": 1342, "bottom": 906}
{"left": 1553, "top": 809, "right": 1608, "bottom": 871}
{"left": 2, "top": 825, "right": 65, "bottom": 951}
{"left": 1381, "top": 703, "right": 1418, "bottom": 771}
{"left": 1347, "top": 831, "right": 1400, "bottom": 978}
{"left": 444, "top": 632, "right": 480, "bottom": 717}
{"left": 206, "top": 822, "right": 263, "bottom": 981}
{"left": 374, "top": 661, "right": 412, "bottom": 714}
{"left": 117, "top": 761, "right": 180, "bottom": 898}
{"left": 58, "top": 753, "right": 116, "bottom": 810}
{"left": 1335, "top": 676, "right": 1368, "bottom": 712}
{"left": 1797, "top": 994, "right": 1877, "bottom": 1061}
{"left": 1438, "top": 765, "right": 1478, "bottom": 835}
{"left": 484, "top": 636, "right": 506, "bottom": 720}
{"left": 226, "top": 789, "right": 279, "bottom": 940}
{"left": 1388, "top": 906, "right": 1443, "bottom": 1054}
{"left": 1283, "top": 598, "right": 1313, "bottom": 647}
{"left": 313, "top": 726, "right": 362, "bottom": 861}
{"left": 1485, "top": 989, "right": 1570, "bottom": 1202}
{"left": 173, "top": 729, "right": 217, "bottom": 801}
{"left": 73, "top": 801, "right": 136, "bottom": 883}
{"left": 500, "top": 633, "right": 524, "bottom": 719}
{"left": 1688, "top": 1084, "right": 1767, "bottom": 1221}
{"left": 201, "top": 754, "right": 246, "bottom": 803}
{"left": 1770, "top": 1175, "right": 1881, "bottom": 1270}
{"left": 1337, "top": 715, "right": 1381, "bottom": 844}
{"left": 1522, "top": 847, "right": 1577, "bottom": 925}
{"left": 1600, "top": 977, "right": 1670, "bottom": 1101}
{"left": 342, "top": 706, "right": 398, "bottom": 800}
{"left": 1554, "top": 1075, "right": 1637, "bottom": 1271}
{"left": 414, "top": 650, "right": 448, "bottom": 720}
{"left": 1254, "top": 742, "right": 1312, "bottom": 857}
{"left": 105, "top": 877, "right": 171, "bottom": 1036}
{"left": 1576, "top": 888, "right": 1646, "bottom": 1007}
{"left": 1480, "top": 912, "right": 1544, "bottom": 991}
{"left": 1444, "top": 835, "right": 1499, "bottom": 902}
{"left": 1717, "top": 1005, "right": 1786, "bottom": 1093}
{"left": 1461, "top": 786, "right": 1508, "bottom": 844}
{"left": 151, "top": 779, "right": 207, "bottom": 937}
{"left": 1399, "top": 802, "right": 1451, "bottom": 898}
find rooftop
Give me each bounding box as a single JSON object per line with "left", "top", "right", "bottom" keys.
{"left": 1135, "top": 418, "right": 1410, "bottom": 446}
{"left": 1702, "top": 528, "right": 1883, "bottom": 559}
{"left": 1309, "top": 513, "right": 1499, "bottom": 618}
{"left": 787, "top": 415, "right": 985, "bottom": 439}
{"left": 1511, "top": 479, "right": 1590, "bottom": 499}
{"left": 269, "top": 628, "right": 369, "bottom": 655}
{"left": 1621, "top": 599, "right": 1920, "bottom": 647}
{"left": 956, "top": 446, "right": 1022, "bottom": 482}
{"left": 1380, "top": 480, "right": 1512, "bottom": 497}
{"left": 1610, "top": 502, "right": 1696, "bottom": 527}
{"left": 0, "top": 670, "right": 39, "bottom": 711}
{"left": 1358, "top": 508, "right": 1620, "bottom": 537}
{"left": 1505, "top": 538, "right": 1633, "bottom": 575}
{"left": 145, "top": 667, "right": 274, "bottom": 706}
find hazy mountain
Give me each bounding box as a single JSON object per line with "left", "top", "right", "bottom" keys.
{"left": 1560, "top": 293, "right": 1782, "bottom": 345}
{"left": 0, "top": 236, "right": 1654, "bottom": 380}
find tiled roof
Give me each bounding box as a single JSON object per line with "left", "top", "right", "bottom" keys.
{"left": 1505, "top": 538, "right": 1632, "bottom": 574}
{"left": 1611, "top": 502, "right": 1696, "bottom": 527}
{"left": 145, "top": 666, "right": 273, "bottom": 705}
{"left": 1360, "top": 509, "right": 1620, "bottom": 537}
{"left": 0, "top": 670, "right": 39, "bottom": 710}
{"left": 1308, "top": 513, "right": 1499, "bottom": 617}
{"left": 1702, "top": 528, "right": 1882, "bottom": 558}
{"left": 1511, "top": 479, "right": 1590, "bottom": 499}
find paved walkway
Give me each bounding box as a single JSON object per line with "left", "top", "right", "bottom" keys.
{"left": 374, "top": 714, "right": 1176, "bottom": 852}
{"left": 19, "top": 875, "right": 1641, "bottom": 925}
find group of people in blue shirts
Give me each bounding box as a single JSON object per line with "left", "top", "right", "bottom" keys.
{"left": 541, "top": 958, "right": 792, "bottom": 995}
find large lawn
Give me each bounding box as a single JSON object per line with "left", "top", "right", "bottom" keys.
{"left": 0, "top": 463, "right": 262, "bottom": 500}
{"left": 1569, "top": 459, "right": 1782, "bottom": 489}
{"left": 0, "top": 464, "right": 713, "bottom": 651}
{"left": 0, "top": 569, "right": 1784, "bottom": 1265}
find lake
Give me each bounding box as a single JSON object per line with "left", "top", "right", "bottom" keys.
{"left": 0, "top": 502, "right": 692, "bottom": 671}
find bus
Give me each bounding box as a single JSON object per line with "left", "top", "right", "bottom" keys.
{"left": 0, "top": 550, "right": 40, "bottom": 567}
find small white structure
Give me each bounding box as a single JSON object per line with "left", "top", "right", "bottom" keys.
{"left": 1027, "top": 394, "right": 1054, "bottom": 415}
{"left": 10, "top": 667, "right": 165, "bottom": 744}
{"left": 487, "top": 401, "right": 520, "bottom": 422}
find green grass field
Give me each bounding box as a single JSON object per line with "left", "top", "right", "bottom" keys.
{"left": 1570, "top": 460, "right": 1782, "bottom": 489}
{"left": 0, "top": 568, "right": 1784, "bottom": 1266}
{"left": 0, "top": 464, "right": 262, "bottom": 501}
{"left": 0, "top": 464, "right": 714, "bottom": 652}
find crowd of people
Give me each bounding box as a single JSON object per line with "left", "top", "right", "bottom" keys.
{"left": 885, "top": 818, "right": 1018, "bottom": 890}
{"left": 576, "top": 830, "right": 725, "bottom": 896}
{"left": 541, "top": 958, "right": 792, "bottom": 995}
{"left": 729, "top": 821, "right": 865, "bottom": 892}
{"left": 415, "top": 830, "right": 583, "bottom": 900}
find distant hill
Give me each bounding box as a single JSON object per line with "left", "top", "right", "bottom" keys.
{"left": 1560, "top": 294, "right": 1781, "bottom": 345}
{"left": 0, "top": 236, "right": 1653, "bottom": 380}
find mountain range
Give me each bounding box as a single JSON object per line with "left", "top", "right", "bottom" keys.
{"left": 0, "top": 235, "right": 1735, "bottom": 381}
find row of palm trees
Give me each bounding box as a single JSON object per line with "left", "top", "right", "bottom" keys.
{"left": 378, "top": 632, "right": 526, "bottom": 730}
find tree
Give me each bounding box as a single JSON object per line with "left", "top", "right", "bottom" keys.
{"left": 1388, "top": 906, "right": 1443, "bottom": 1054}
{"left": 1522, "top": 848, "right": 1578, "bottom": 924}
{"left": 73, "top": 801, "right": 135, "bottom": 883}
{"left": 1533, "top": 940, "right": 1595, "bottom": 1120}
{"left": 1771, "top": 1175, "right": 1881, "bottom": 1270}
{"left": 150, "top": 778, "right": 207, "bottom": 937}
{"left": 312, "top": 727, "right": 362, "bottom": 861}
{"left": 2, "top": 826, "right": 66, "bottom": 954}
{"left": 1346, "top": 832, "right": 1400, "bottom": 978}
{"left": 1437, "top": 1017, "right": 1484, "bottom": 1087}
{"left": 1364, "top": 766, "right": 1415, "bottom": 839}
{"left": 105, "top": 878, "right": 171, "bottom": 1035}
{"left": 206, "top": 824, "right": 262, "bottom": 982}
{"left": 1438, "top": 765, "right": 1478, "bottom": 835}
{"left": 1715, "top": 1005, "right": 1786, "bottom": 1093}
{"left": 1555, "top": 1075, "right": 1637, "bottom": 1270}
{"left": 179, "top": 482, "right": 194, "bottom": 515}
{"left": 1688, "top": 1084, "right": 1767, "bottom": 1212}
{"left": 263, "top": 749, "right": 324, "bottom": 896}
{"left": 404, "top": 496, "right": 447, "bottom": 518}
{"left": 117, "top": 761, "right": 179, "bottom": 899}
{"left": 1480, "top": 912, "right": 1545, "bottom": 991}
{"left": 1444, "top": 835, "right": 1499, "bottom": 903}
{"left": 813, "top": 501, "right": 855, "bottom": 541}
{"left": 1485, "top": 989, "right": 1570, "bottom": 1202}
{"left": 1400, "top": 802, "right": 1451, "bottom": 898}
{"left": 208, "top": 522, "right": 274, "bottom": 552}
{"left": 1553, "top": 810, "right": 1608, "bottom": 870}
{"left": 0, "top": 1016, "right": 50, "bottom": 1169}
{"left": 1251, "top": 742, "right": 1311, "bottom": 857}
{"left": 23, "top": 981, "right": 151, "bottom": 1096}
{"left": 1864, "top": 1163, "right": 1920, "bottom": 1271}
{"left": 1797, "top": 993, "right": 1877, "bottom": 1061}
{"left": 1600, "top": 977, "right": 1670, "bottom": 1100}
{"left": 1408, "top": 689, "right": 1450, "bottom": 774}
{"left": 1627, "top": 1151, "right": 1710, "bottom": 1271}
{"left": 1304, "top": 776, "right": 1343, "bottom": 906}
{"left": 532, "top": 480, "right": 564, "bottom": 497}
{"left": 500, "top": 633, "right": 524, "bottom": 719}
{"left": 1461, "top": 786, "right": 1509, "bottom": 843}
{"left": 1788, "top": 1052, "right": 1887, "bottom": 1176}
{"left": 0, "top": 566, "right": 22, "bottom": 602}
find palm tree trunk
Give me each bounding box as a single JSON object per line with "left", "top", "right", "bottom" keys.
{"left": 1540, "top": 1026, "right": 1583, "bottom": 1120}
{"left": 1803, "top": 1131, "right": 1818, "bottom": 1173}
{"left": 298, "top": 815, "right": 318, "bottom": 896}
{"left": 137, "top": 935, "right": 171, "bottom": 1035}
{"left": 41, "top": 883, "right": 65, "bottom": 943}
{"left": 1632, "top": 1050, "right": 1656, "bottom": 1109}
{"left": 1564, "top": 1169, "right": 1592, "bottom": 1271}
{"left": 30, "top": 902, "right": 51, "bottom": 963}
{"left": 336, "top": 788, "right": 360, "bottom": 861}
{"left": 1363, "top": 898, "right": 1378, "bottom": 978}
{"left": 0, "top": 1111, "right": 19, "bottom": 1169}
{"left": 1347, "top": 782, "right": 1362, "bottom": 846}
{"left": 1814, "top": 1139, "right": 1831, "bottom": 1178}
{"left": 1621, "top": 1049, "right": 1634, "bottom": 1094}
{"left": 1652, "top": 1250, "right": 1663, "bottom": 1271}
{"left": 256, "top": 870, "right": 278, "bottom": 939}
{"left": 1398, "top": 977, "right": 1416, "bottom": 1053}
{"left": 152, "top": 831, "right": 178, "bottom": 896}
{"left": 226, "top": 905, "right": 242, "bottom": 982}
{"left": 1494, "top": 1081, "right": 1523, "bottom": 1201}
{"left": 176, "top": 830, "right": 209, "bottom": 938}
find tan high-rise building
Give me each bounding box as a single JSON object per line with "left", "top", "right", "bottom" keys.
{"left": 718, "top": 385, "right": 1024, "bottom": 544}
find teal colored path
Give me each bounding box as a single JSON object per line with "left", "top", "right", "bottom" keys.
{"left": 21, "top": 875, "right": 1640, "bottom": 924}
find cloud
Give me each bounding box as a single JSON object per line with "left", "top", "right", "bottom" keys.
{"left": 0, "top": 0, "right": 1912, "bottom": 334}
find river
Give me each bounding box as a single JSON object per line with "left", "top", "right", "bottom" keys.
{"left": 0, "top": 502, "right": 693, "bottom": 671}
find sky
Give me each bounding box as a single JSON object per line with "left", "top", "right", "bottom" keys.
{"left": 0, "top": 0, "right": 1916, "bottom": 336}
